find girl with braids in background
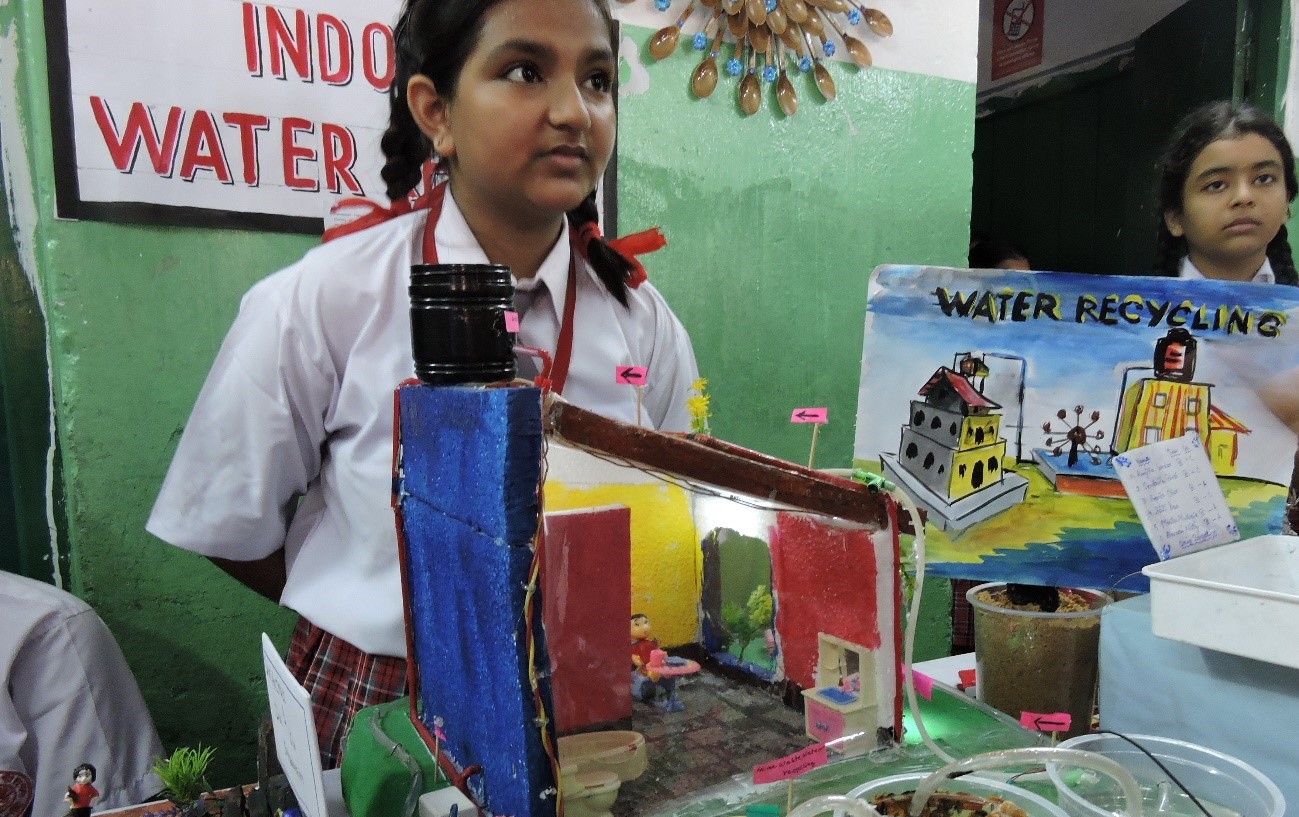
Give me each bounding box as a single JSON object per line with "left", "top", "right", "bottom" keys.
{"left": 1155, "top": 100, "right": 1298, "bottom": 285}
{"left": 148, "top": 0, "right": 698, "bottom": 767}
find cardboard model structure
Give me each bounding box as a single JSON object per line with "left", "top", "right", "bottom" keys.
{"left": 393, "top": 382, "right": 902, "bottom": 817}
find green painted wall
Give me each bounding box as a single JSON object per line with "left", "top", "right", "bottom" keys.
{"left": 2, "top": 3, "right": 971, "bottom": 786}
{"left": 618, "top": 61, "right": 974, "bottom": 465}
{"left": 616, "top": 51, "right": 968, "bottom": 662}
{"left": 3, "top": 0, "right": 301, "bottom": 783}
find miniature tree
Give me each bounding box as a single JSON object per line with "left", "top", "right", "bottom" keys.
{"left": 721, "top": 585, "right": 774, "bottom": 662}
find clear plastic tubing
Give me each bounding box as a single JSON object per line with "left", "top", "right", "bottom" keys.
{"left": 787, "top": 794, "right": 887, "bottom": 817}
{"left": 907, "top": 748, "right": 1145, "bottom": 817}
{"left": 888, "top": 486, "right": 954, "bottom": 765}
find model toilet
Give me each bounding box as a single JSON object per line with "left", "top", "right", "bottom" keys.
{"left": 556, "top": 731, "right": 648, "bottom": 782}
{"left": 559, "top": 761, "right": 622, "bottom": 817}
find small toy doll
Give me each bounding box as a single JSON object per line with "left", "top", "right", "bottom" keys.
{"left": 64, "top": 764, "right": 98, "bottom": 817}
{"left": 630, "top": 614, "right": 682, "bottom": 711}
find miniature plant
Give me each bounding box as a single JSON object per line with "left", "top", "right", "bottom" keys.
{"left": 686, "top": 377, "right": 712, "bottom": 435}
{"left": 721, "top": 585, "right": 774, "bottom": 662}
{"left": 151, "top": 745, "right": 216, "bottom": 811}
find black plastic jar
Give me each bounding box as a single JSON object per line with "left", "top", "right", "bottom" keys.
{"left": 409, "top": 263, "right": 516, "bottom": 386}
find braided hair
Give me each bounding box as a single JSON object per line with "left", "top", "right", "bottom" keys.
{"left": 382, "top": 0, "right": 632, "bottom": 306}
{"left": 1154, "top": 100, "right": 1299, "bottom": 285}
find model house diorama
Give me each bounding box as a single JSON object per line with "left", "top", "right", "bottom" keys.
{"left": 392, "top": 382, "right": 905, "bottom": 817}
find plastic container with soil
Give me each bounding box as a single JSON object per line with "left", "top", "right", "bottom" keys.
{"left": 842, "top": 771, "right": 1069, "bottom": 817}
{"left": 967, "top": 582, "right": 1110, "bottom": 739}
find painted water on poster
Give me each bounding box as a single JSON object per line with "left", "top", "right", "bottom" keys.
{"left": 854, "top": 265, "right": 1299, "bottom": 590}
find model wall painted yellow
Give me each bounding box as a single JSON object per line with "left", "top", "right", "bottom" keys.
{"left": 959, "top": 415, "right": 1001, "bottom": 448}
{"left": 948, "top": 441, "right": 1008, "bottom": 500}
{"left": 544, "top": 482, "right": 700, "bottom": 648}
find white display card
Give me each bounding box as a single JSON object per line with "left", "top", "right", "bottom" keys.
{"left": 1113, "top": 432, "right": 1241, "bottom": 560}
{"left": 261, "top": 633, "right": 329, "bottom": 817}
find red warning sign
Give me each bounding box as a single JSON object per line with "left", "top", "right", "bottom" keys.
{"left": 990, "top": 0, "right": 1044, "bottom": 81}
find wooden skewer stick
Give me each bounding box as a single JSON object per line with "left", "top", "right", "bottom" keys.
{"left": 808, "top": 423, "right": 821, "bottom": 469}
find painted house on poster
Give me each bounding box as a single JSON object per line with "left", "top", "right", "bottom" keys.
{"left": 1114, "top": 377, "right": 1250, "bottom": 476}
{"left": 881, "top": 360, "right": 1028, "bottom": 532}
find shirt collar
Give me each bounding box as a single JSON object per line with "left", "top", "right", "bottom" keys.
{"left": 1178, "top": 255, "right": 1275, "bottom": 284}
{"left": 437, "top": 190, "right": 573, "bottom": 317}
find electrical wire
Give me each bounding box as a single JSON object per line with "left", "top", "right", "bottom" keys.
{"left": 524, "top": 399, "right": 562, "bottom": 814}
{"left": 1093, "top": 730, "right": 1213, "bottom": 817}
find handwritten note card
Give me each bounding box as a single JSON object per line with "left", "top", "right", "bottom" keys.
{"left": 1112, "top": 432, "right": 1240, "bottom": 560}
{"left": 752, "top": 743, "right": 828, "bottom": 784}
{"left": 262, "top": 634, "right": 328, "bottom": 817}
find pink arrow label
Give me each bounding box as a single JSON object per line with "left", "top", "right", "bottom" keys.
{"left": 753, "top": 743, "right": 827, "bottom": 784}
{"left": 1020, "top": 711, "right": 1072, "bottom": 732}
{"left": 504, "top": 310, "right": 520, "bottom": 333}
{"left": 791, "top": 408, "right": 828, "bottom": 424}
{"left": 616, "top": 366, "right": 648, "bottom": 385}
{"left": 910, "top": 669, "right": 934, "bottom": 701}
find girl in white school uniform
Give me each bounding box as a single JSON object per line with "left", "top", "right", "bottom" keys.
{"left": 147, "top": 0, "right": 699, "bottom": 767}
{"left": 1154, "top": 101, "right": 1299, "bottom": 437}
{"left": 1155, "top": 100, "right": 1298, "bottom": 285}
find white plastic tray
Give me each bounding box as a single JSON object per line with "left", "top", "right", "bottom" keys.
{"left": 1141, "top": 535, "right": 1299, "bottom": 669}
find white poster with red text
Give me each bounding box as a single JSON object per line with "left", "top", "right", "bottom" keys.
{"left": 47, "top": 1, "right": 400, "bottom": 231}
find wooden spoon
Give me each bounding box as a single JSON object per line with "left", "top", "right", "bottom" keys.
{"left": 813, "top": 60, "right": 836, "bottom": 100}
{"left": 728, "top": 10, "right": 748, "bottom": 38}
{"left": 778, "top": 21, "right": 805, "bottom": 52}
{"left": 692, "top": 55, "right": 720, "bottom": 97}
{"left": 647, "top": 5, "right": 696, "bottom": 61}
{"left": 781, "top": 0, "right": 810, "bottom": 24}
{"left": 801, "top": 8, "right": 824, "bottom": 37}
{"left": 776, "top": 70, "right": 798, "bottom": 116}
{"left": 843, "top": 34, "right": 872, "bottom": 68}
{"left": 863, "top": 6, "right": 893, "bottom": 36}
{"left": 767, "top": 4, "right": 788, "bottom": 35}
{"left": 648, "top": 26, "right": 680, "bottom": 61}
{"left": 739, "top": 71, "right": 761, "bottom": 115}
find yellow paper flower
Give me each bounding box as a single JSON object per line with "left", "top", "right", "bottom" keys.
{"left": 686, "top": 377, "right": 711, "bottom": 435}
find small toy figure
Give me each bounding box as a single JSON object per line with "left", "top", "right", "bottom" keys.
{"left": 630, "top": 614, "right": 683, "bottom": 712}
{"left": 64, "top": 764, "right": 98, "bottom": 817}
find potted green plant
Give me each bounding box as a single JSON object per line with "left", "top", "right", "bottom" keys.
{"left": 151, "top": 746, "right": 216, "bottom": 817}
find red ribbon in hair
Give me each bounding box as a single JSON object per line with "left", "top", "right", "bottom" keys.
{"left": 575, "top": 222, "right": 667, "bottom": 288}
{"left": 321, "top": 160, "right": 442, "bottom": 243}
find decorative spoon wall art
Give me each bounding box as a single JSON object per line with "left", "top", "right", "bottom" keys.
{"left": 620, "top": 0, "right": 894, "bottom": 118}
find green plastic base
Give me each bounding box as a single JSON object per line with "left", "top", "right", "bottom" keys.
{"left": 340, "top": 697, "right": 450, "bottom": 817}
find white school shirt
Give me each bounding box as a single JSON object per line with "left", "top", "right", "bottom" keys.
{"left": 0, "top": 573, "right": 163, "bottom": 817}
{"left": 1177, "top": 256, "right": 1275, "bottom": 284}
{"left": 147, "top": 192, "right": 699, "bottom": 656}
